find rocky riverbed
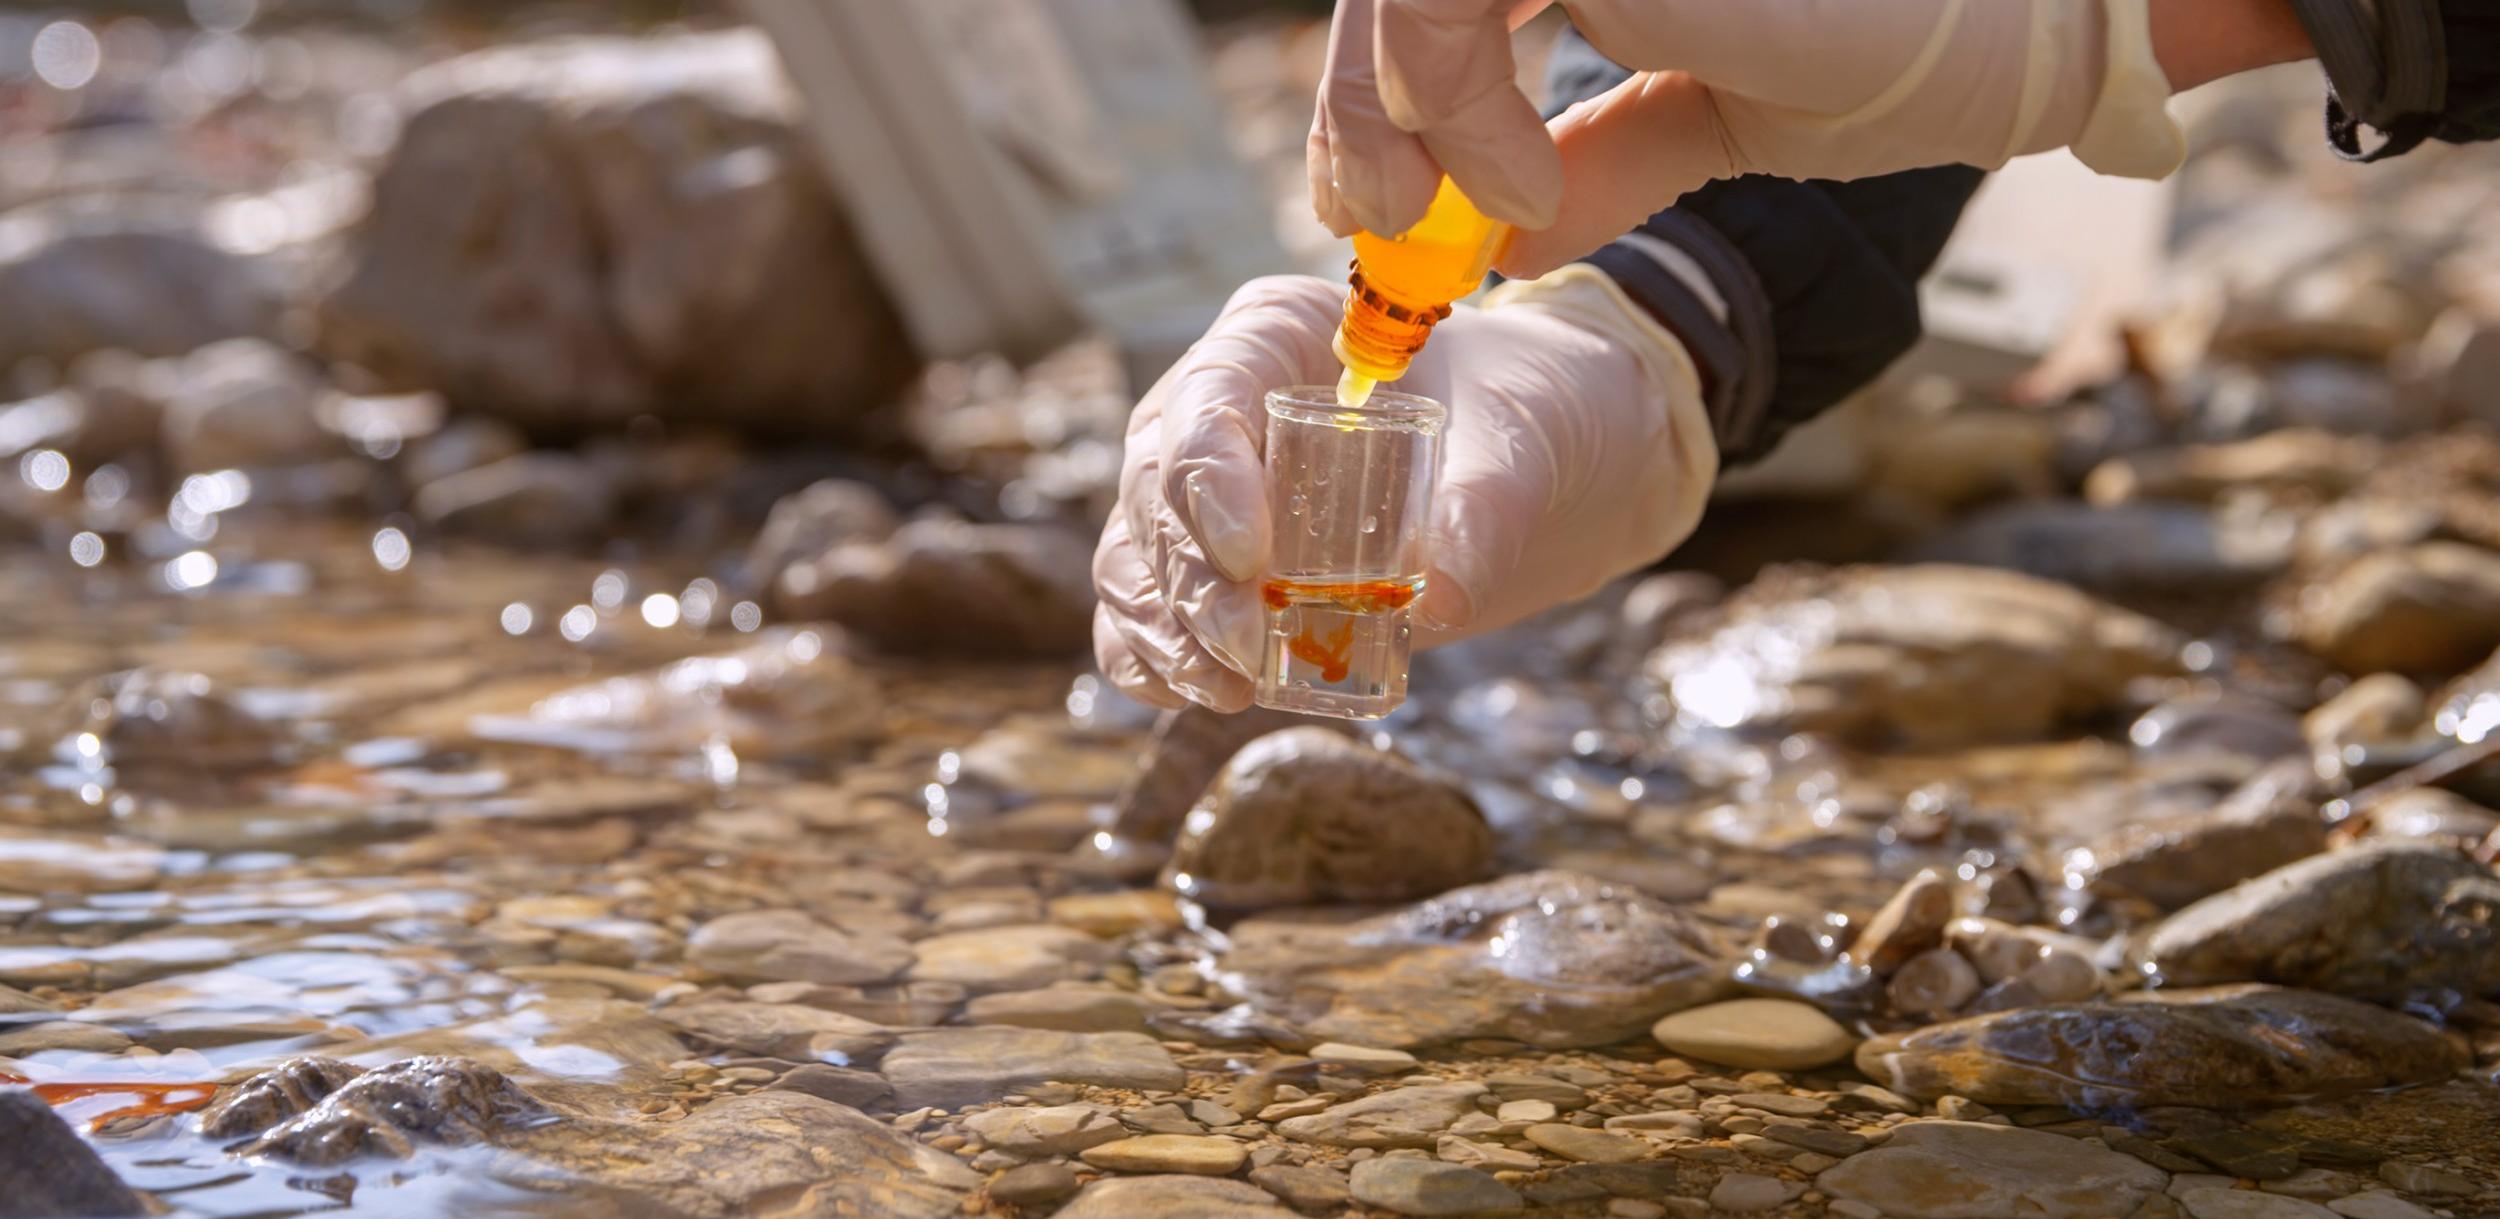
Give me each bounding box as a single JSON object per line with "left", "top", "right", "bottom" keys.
{"left": 5, "top": 6, "right": 2500, "bottom": 1219}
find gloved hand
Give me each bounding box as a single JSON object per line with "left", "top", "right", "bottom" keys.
{"left": 1094, "top": 270, "right": 1716, "bottom": 712}
{"left": 1309, "top": 0, "right": 2187, "bottom": 275}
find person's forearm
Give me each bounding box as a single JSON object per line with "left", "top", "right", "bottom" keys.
{"left": 2150, "top": 0, "right": 2316, "bottom": 92}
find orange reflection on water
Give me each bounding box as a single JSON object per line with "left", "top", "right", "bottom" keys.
{"left": 3, "top": 1068, "right": 218, "bottom": 1128}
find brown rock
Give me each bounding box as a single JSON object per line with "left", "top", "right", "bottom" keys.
{"left": 2295, "top": 542, "right": 2500, "bottom": 674}
{"left": 1165, "top": 728, "right": 1494, "bottom": 911}
{"left": 779, "top": 519, "right": 1093, "bottom": 656}
{"left": 1855, "top": 986, "right": 2462, "bottom": 1107}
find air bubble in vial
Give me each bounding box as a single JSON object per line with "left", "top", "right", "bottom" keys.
{"left": 1361, "top": 515, "right": 1378, "bottom": 534}
{"left": 1290, "top": 495, "right": 1308, "bottom": 515}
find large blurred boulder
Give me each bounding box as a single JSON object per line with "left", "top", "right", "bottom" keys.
{"left": 2292, "top": 542, "right": 2500, "bottom": 675}
{"left": 1645, "top": 565, "right": 2183, "bottom": 748}
{"left": 0, "top": 211, "right": 279, "bottom": 371}
{"left": 776, "top": 518, "right": 1093, "bottom": 657}
{"left": 315, "top": 30, "right": 917, "bottom": 437}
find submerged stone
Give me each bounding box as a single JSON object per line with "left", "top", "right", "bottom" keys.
{"left": 1222, "top": 870, "right": 1727, "bottom": 1048}
{"left": 685, "top": 908, "right": 914, "bottom": 987}
{"left": 2294, "top": 542, "right": 2500, "bottom": 674}
{"left": 1854, "top": 985, "right": 2462, "bottom": 1107}
{"left": 1050, "top": 1175, "right": 1298, "bottom": 1219}
{"left": 239, "top": 1056, "right": 547, "bottom": 1164}
{"left": 1165, "top": 728, "right": 1494, "bottom": 911}
{"left": 879, "top": 1028, "right": 1183, "bottom": 1110}
{"left": 1817, "top": 1120, "right": 2168, "bottom": 1219}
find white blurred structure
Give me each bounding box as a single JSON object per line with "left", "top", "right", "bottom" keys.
{"left": 740, "top": 0, "right": 1290, "bottom": 392}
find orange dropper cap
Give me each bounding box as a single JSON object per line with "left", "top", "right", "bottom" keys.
{"left": 1333, "top": 177, "right": 1511, "bottom": 406}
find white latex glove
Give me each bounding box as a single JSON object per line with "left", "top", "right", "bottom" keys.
{"left": 1309, "top": 0, "right": 2185, "bottom": 275}
{"left": 1093, "top": 270, "right": 1716, "bottom": 712}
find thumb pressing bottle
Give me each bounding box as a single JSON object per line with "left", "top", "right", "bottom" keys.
{"left": 1332, "top": 177, "right": 1511, "bottom": 407}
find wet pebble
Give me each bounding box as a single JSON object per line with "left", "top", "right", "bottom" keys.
{"left": 2327, "top": 1193, "right": 2438, "bottom": 1219}
{"left": 961, "top": 1102, "right": 1124, "bottom": 1156}
{"left": 1706, "top": 1171, "right": 1804, "bottom": 1212}
{"left": 905, "top": 924, "right": 1114, "bottom": 992}
{"left": 989, "top": 1161, "right": 1081, "bottom": 1207}
{"left": 1276, "top": 1082, "right": 1488, "bottom": 1149}
{"left": 2178, "top": 1189, "right": 2339, "bottom": 1219}
{"left": 1051, "top": 1174, "right": 1299, "bottom": 1219}
{"left": 777, "top": 519, "right": 1094, "bottom": 656}
{"left": 879, "top": 1027, "right": 1183, "bottom": 1110}
{"left": 1347, "top": 1157, "right": 1522, "bottom": 1217}
{"left": 1079, "top": 1134, "right": 1248, "bottom": 1176}
{"left": 1650, "top": 999, "right": 1858, "bottom": 1071}
{"left": 2294, "top": 542, "right": 2500, "bottom": 674}
{"left": 962, "top": 985, "right": 1152, "bottom": 1034}
{"left": 1525, "top": 1124, "right": 1647, "bottom": 1163}
{"left": 1249, "top": 1163, "right": 1351, "bottom": 1211}
{"left": 685, "top": 908, "right": 914, "bottom": 987}
{"left": 1818, "top": 1120, "right": 2168, "bottom": 1218}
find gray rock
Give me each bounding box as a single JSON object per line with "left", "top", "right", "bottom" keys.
{"left": 1909, "top": 499, "right": 2291, "bottom": 589}
{"left": 2294, "top": 542, "right": 2500, "bottom": 674}
{"left": 399, "top": 415, "right": 527, "bottom": 487}
{"left": 1854, "top": 985, "right": 2462, "bottom": 1107}
{"left": 0, "top": 1021, "right": 133, "bottom": 1056}
{"left": 961, "top": 985, "right": 1151, "bottom": 1034}
{"left": 0, "top": 220, "right": 276, "bottom": 370}
{"left": 654, "top": 1000, "right": 891, "bottom": 1063}
{"left": 1646, "top": 564, "right": 2181, "bottom": 747}
{"left": 158, "top": 339, "right": 338, "bottom": 473}
{"left": 905, "top": 924, "right": 1115, "bottom": 993}
{"left": 1818, "top": 1121, "right": 2168, "bottom": 1218}
{"left": 413, "top": 453, "right": 616, "bottom": 547}
{"left": 2146, "top": 842, "right": 2500, "bottom": 1004}
{"left": 2177, "top": 1189, "right": 2338, "bottom": 1219}
{"left": 685, "top": 908, "right": 913, "bottom": 987}
{"left": 1051, "top": 1175, "right": 1299, "bottom": 1219}
{"left": 1250, "top": 1163, "right": 1353, "bottom": 1212}
{"left": 962, "top": 1103, "right": 1125, "bottom": 1156}
{"left": 1224, "top": 871, "right": 1727, "bottom": 1049}
{"left": 502, "top": 1089, "right": 975, "bottom": 1218}
{"left": 315, "top": 30, "right": 916, "bottom": 437}
{"left": 1886, "top": 949, "right": 1981, "bottom": 1018}
{"left": 763, "top": 1063, "right": 891, "bottom": 1110}
{"left": 880, "top": 1028, "right": 1182, "bottom": 1109}
{"left": 1348, "top": 1157, "right": 1523, "bottom": 1216}
{"left": 1523, "top": 1124, "right": 1646, "bottom": 1164}
{"left": 1166, "top": 728, "right": 1494, "bottom": 911}
{"left": 747, "top": 478, "right": 899, "bottom": 584}
{"left": 0, "top": 1089, "right": 147, "bottom": 1217}
{"left": 2327, "top": 1194, "right": 2437, "bottom": 1219}
{"left": 1275, "top": 1082, "right": 1489, "bottom": 1149}
{"left": 1708, "top": 1172, "right": 1805, "bottom": 1212}
{"left": 777, "top": 519, "right": 1095, "bottom": 657}
{"left": 2077, "top": 762, "right": 2329, "bottom": 911}
{"left": 990, "top": 1162, "right": 1081, "bottom": 1206}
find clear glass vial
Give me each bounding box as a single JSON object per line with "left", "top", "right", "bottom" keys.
{"left": 1254, "top": 384, "right": 1445, "bottom": 720}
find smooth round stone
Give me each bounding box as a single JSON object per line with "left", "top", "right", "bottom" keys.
{"left": 1497, "top": 1100, "right": 1558, "bottom": 1123}
{"left": 1347, "top": 1158, "right": 1523, "bottom": 1217}
{"left": 1650, "top": 999, "right": 1857, "bottom": 1070}
{"left": 1078, "top": 1135, "right": 1248, "bottom": 1176}
{"left": 2179, "top": 1188, "right": 2338, "bottom": 1219}
{"left": 1523, "top": 1124, "right": 1648, "bottom": 1164}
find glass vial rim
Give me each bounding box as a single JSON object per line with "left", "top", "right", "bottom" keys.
{"left": 1266, "top": 385, "right": 1446, "bottom": 432}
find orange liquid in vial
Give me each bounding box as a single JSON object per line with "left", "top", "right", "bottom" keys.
{"left": 1261, "top": 576, "right": 1422, "bottom": 689}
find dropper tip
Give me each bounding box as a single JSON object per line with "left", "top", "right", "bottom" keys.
{"left": 1335, "top": 367, "right": 1377, "bottom": 408}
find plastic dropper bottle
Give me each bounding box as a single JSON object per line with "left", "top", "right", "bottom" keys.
{"left": 1332, "top": 177, "right": 1512, "bottom": 407}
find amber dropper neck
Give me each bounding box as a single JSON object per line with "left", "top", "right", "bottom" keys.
{"left": 1331, "top": 264, "right": 1449, "bottom": 408}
